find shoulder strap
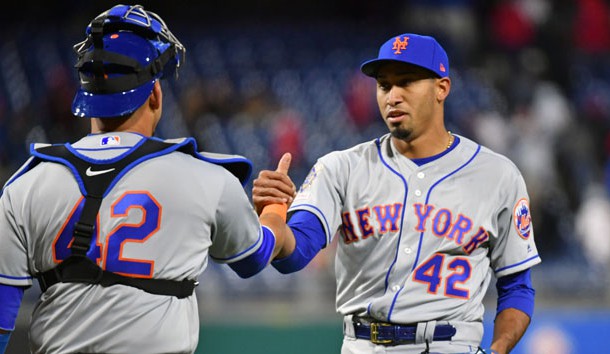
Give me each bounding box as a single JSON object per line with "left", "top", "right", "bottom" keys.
{"left": 35, "top": 139, "right": 197, "bottom": 298}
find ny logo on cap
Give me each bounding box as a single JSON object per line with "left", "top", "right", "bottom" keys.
{"left": 392, "top": 36, "right": 409, "bottom": 54}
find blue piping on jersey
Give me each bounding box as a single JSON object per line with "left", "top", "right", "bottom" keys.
{"left": 291, "top": 203, "right": 332, "bottom": 245}
{"left": 494, "top": 254, "right": 540, "bottom": 274}
{"left": 375, "top": 138, "right": 409, "bottom": 295}
{"left": 210, "top": 227, "right": 265, "bottom": 262}
{"left": 412, "top": 144, "right": 482, "bottom": 270}
{"left": 386, "top": 143, "right": 481, "bottom": 322}
{"left": 0, "top": 273, "right": 33, "bottom": 281}
{"left": 228, "top": 227, "right": 276, "bottom": 278}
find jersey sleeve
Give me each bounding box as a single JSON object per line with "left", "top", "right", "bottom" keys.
{"left": 208, "top": 173, "right": 267, "bottom": 265}
{"left": 228, "top": 226, "right": 276, "bottom": 278}
{"left": 0, "top": 188, "right": 34, "bottom": 287}
{"left": 489, "top": 165, "right": 541, "bottom": 277}
{"left": 289, "top": 153, "right": 346, "bottom": 246}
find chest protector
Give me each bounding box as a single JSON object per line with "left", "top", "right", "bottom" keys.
{"left": 24, "top": 138, "right": 251, "bottom": 298}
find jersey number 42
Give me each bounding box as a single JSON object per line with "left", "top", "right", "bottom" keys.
{"left": 53, "top": 191, "right": 161, "bottom": 278}
{"left": 412, "top": 253, "right": 471, "bottom": 299}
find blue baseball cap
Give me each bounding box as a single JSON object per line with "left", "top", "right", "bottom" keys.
{"left": 72, "top": 31, "right": 160, "bottom": 118}
{"left": 361, "top": 33, "right": 449, "bottom": 78}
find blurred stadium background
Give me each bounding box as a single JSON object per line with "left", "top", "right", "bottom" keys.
{"left": 2, "top": 0, "right": 610, "bottom": 353}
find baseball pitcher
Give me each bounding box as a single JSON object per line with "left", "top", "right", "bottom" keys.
{"left": 253, "top": 34, "right": 541, "bottom": 354}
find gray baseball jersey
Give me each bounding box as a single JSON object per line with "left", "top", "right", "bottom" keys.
{"left": 289, "top": 133, "right": 541, "bottom": 343}
{"left": 0, "top": 132, "right": 264, "bottom": 354}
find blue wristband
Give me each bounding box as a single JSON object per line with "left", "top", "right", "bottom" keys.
{"left": 0, "top": 332, "right": 11, "bottom": 354}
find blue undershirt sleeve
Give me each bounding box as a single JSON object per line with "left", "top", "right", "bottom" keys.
{"left": 0, "top": 332, "right": 11, "bottom": 354}
{"left": 228, "top": 227, "right": 275, "bottom": 278}
{"left": 0, "top": 283, "right": 24, "bottom": 331}
{"left": 272, "top": 210, "right": 326, "bottom": 274}
{"left": 495, "top": 269, "right": 535, "bottom": 318}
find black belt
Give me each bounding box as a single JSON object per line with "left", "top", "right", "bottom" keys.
{"left": 352, "top": 317, "right": 456, "bottom": 346}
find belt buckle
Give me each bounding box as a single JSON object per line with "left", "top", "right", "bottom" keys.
{"left": 370, "top": 322, "right": 393, "bottom": 345}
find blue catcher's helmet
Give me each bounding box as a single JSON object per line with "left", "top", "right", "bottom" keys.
{"left": 72, "top": 4, "right": 186, "bottom": 118}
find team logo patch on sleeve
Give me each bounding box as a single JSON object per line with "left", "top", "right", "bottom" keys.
{"left": 513, "top": 198, "right": 532, "bottom": 239}
{"left": 297, "top": 162, "right": 324, "bottom": 197}
{"left": 100, "top": 135, "right": 121, "bottom": 146}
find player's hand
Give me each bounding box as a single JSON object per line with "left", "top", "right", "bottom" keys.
{"left": 252, "top": 152, "right": 297, "bottom": 215}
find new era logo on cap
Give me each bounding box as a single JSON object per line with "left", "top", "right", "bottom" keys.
{"left": 361, "top": 33, "right": 449, "bottom": 78}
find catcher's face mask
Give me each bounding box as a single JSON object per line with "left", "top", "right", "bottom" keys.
{"left": 72, "top": 4, "right": 186, "bottom": 118}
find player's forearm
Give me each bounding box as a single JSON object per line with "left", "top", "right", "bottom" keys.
{"left": 259, "top": 213, "right": 296, "bottom": 260}
{"left": 273, "top": 223, "right": 296, "bottom": 260}
{"left": 490, "top": 307, "right": 531, "bottom": 354}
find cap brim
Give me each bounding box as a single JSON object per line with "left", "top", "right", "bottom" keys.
{"left": 360, "top": 59, "right": 443, "bottom": 78}
{"left": 72, "top": 80, "right": 155, "bottom": 118}
{"left": 360, "top": 59, "right": 394, "bottom": 77}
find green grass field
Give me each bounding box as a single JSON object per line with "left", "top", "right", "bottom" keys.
{"left": 197, "top": 322, "right": 343, "bottom": 354}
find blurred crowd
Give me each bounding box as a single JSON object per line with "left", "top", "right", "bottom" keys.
{"left": 1, "top": 0, "right": 610, "bottom": 307}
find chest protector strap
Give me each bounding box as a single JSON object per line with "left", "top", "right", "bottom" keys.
{"left": 35, "top": 139, "right": 198, "bottom": 298}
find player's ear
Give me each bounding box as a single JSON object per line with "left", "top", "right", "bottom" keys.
{"left": 149, "top": 80, "right": 162, "bottom": 111}
{"left": 436, "top": 77, "right": 451, "bottom": 102}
